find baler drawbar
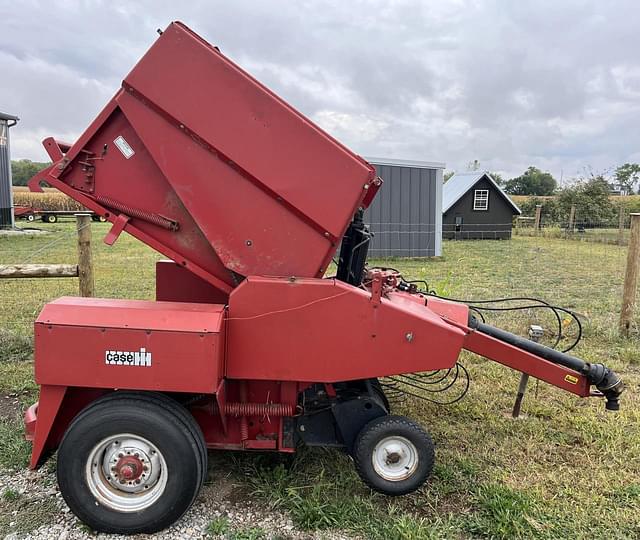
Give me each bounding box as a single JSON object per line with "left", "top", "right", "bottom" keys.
{"left": 23, "top": 22, "right": 622, "bottom": 535}
{"left": 469, "top": 317, "right": 623, "bottom": 410}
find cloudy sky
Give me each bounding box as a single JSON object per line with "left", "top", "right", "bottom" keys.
{"left": 1, "top": 0, "right": 639, "bottom": 181}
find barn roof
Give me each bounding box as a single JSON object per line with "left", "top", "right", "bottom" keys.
{"left": 0, "top": 112, "right": 19, "bottom": 122}
{"left": 366, "top": 156, "right": 446, "bottom": 170}
{"left": 443, "top": 172, "right": 521, "bottom": 214}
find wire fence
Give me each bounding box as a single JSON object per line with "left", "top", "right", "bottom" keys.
{"left": 0, "top": 221, "right": 161, "bottom": 353}
{"left": 1, "top": 218, "right": 638, "bottom": 359}
{"left": 515, "top": 218, "right": 633, "bottom": 246}
{"left": 368, "top": 220, "right": 636, "bottom": 343}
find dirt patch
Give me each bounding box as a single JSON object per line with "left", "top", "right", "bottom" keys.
{"left": 0, "top": 394, "right": 24, "bottom": 421}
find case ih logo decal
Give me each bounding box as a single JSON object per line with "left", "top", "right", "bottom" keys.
{"left": 105, "top": 348, "right": 152, "bottom": 367}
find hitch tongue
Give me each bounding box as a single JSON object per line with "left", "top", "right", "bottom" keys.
{"left": 470, "top": 317, "right": 624, "bottom": 410}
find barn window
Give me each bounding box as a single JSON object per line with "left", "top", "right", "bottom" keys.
{"left": 473, "top": 189, "right": 489, "bottom": 211}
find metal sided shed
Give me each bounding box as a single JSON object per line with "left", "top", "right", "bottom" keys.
{"left": 0, "top": 112, "right": 19, "bottom": 228}
{"left": 364, "top": 157, "right": 445, "bottom": 257}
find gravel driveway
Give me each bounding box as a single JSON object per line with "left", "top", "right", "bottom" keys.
{"left": 0, "top": 463, "right": 354, "bottom": 540}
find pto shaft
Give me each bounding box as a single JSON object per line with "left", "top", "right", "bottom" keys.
{"left": 470, "top": 317, "right": 624, "bottom": 410}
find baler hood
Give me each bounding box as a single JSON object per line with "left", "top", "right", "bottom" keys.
{"left": 32, "top": 21, "right": 380, "bottom": 293}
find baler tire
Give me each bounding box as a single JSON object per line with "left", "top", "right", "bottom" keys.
{"left": 370, "top": 378, "right": 391, "bottom": 411}
{"left": 57, "top": 395, "right": 203, "bottom": 534}
{"left": 94, "top": 391, "right": 208, "bottom": 488}
{"left": 353, "top": 415, "right": 434, "bottom": 496}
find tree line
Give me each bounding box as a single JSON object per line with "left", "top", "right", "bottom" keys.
{"left": 517, "top": 176, "right": 638, "bottom": 227}
{"left": 11, "top": 159, "right": 51, "bottom": 186}
{"left": 446, "top": 162, "right": 640, "bottom": 197}
{"left": 445, "top": 161, "right": 640, "bottom": 226}
{"left": 11, "top": 157, "right": 640, "bottom": 226}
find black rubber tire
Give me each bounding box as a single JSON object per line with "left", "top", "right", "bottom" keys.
{"left": 353, "top": 415, "right": 434, "bottom": 496}
{"left": 43, "top": 214, "right": 57, "bottom": 223}
{"left": 369, "top": 378, "right": 391, "bottom": 412}
{"left": 94, "top": 391, "right": 208, "bottom": 488}
{"left": 57, "top": 393, "right": 204, "bottom": 534}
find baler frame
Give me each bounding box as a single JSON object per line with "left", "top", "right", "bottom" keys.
{"left": 22, "top": 21, "right": 622, "bottom": 535}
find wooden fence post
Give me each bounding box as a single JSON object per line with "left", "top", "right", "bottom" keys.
{"left": 76, "top": 214, "right": 94, "bottom": 297}
{"left": 620, "top": 213, "right": 640, "bottom": 337}
{"left": 534, "top": 205, "right": 542, "bottom": 232}
{"left": 568, "top": 205, "right": 576, "bottom": 233}
{"left": 618, "top": 204, "right": 626, "bottom": 246}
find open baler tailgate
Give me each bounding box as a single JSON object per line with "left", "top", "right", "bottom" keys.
{"left": 37, "top": 22, "right": 378, "bottom": 293}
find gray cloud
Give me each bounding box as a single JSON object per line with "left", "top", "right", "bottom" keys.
{"left": 1, "top": 0, "right": 638, "bottom": 181}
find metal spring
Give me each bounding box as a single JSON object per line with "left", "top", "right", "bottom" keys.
{"left": 239, "top": 415, "right": 249, "bottom": 441}
{"left": 214, "top": 402, "right": 295, "bottom": 418}
{"left": 93, "top": 195, "right": 179, "bottom": 231}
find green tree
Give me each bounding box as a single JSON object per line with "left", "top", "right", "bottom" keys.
{"left": 556, "top": 174, "right": 615, "bottom": 225}
{"left": 614, "top": 163, "right": 640, "bottom": 195}
{"left": 503, "top": 167, "right": 557, "bottom": 195}
{"left": 10, "top": 159, "right": 51, "bottom": 186}
{"left": 444, "top": 170, "right": 455, "bottom": 183}
{"left": 488, "top": 172, "right": 504, "bottom": 186}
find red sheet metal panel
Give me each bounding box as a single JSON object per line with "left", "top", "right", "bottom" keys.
{"left": 155, "top": 260, "right": 229, "bottom": 304}
{"left": 41, "top": 21, "right": 378, "bottom": 286}
{"left": 226, "top": 277, "right": 466, "bottom": 381}
{"left": 35, "top": 298, "right": 225, "bottom": 393}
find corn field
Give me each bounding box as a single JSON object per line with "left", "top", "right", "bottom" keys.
{"left": 12, "top": 188, "right": 84, "bottom": 212}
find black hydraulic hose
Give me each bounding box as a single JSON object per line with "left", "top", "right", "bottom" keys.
{"left": 469, "top": 316, "right": 624, "bottom": 411}
{"left": 473, "top": 318, "right": 585, "bottom": 371}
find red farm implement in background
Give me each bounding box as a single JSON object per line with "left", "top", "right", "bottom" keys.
{"left": 23, "top": 22, "right": 623, "bottom": 535}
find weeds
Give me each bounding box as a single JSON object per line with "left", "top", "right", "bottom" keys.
{"left": 206, "top": 516, "right": 230, "bottom": 536}
{"left": 0, "top": 418, "right": 31, "bottom": 469}
{"left": 206, "top": 517, "right": 266, "bottom": 540}
{"left": 2, "top": 488, "right": 20, "bottom": 502}
{"left": 226, "top": 526, "right": 266, "bottom": 540}
{"left": 0, "top": 495, "right": 58, "bottom": 536}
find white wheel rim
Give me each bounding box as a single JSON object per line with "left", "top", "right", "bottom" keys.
{"left": 372, "top": 435, "right": 419, "bottom": 481}
{"left": 85, "top": 433, "right": 168, "bottom": 512}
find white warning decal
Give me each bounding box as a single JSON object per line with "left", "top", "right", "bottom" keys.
{"left": 105, "top": 347, "right": 152, "bottom": 367}
{"left": 114, "top": 135, "right": 135, "bottom": 159}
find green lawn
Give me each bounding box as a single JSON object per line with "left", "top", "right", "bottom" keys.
{"left": 1, "top": 222, "right": 638, "bottom": 539}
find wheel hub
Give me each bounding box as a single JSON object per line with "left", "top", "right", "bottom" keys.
{"left": 372, "top": 436, "right": 419, "bottom": 481}
{"left": 87, "top": 434, "right": 168, "bottom": 512}
{"left": 385, "top": 450, "right": 401, "bottom": 465}
{"left": 114, "top": 455, "right": 144, "bottom": 482}
{"left": 102, "top": 441, "right": 157, "bottom": 493}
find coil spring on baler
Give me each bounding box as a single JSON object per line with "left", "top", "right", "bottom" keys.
{"left": 214, "top": 402, "right": 296, "bottom": 417}
{"left": 93, "top": 194, "right": 179, "bottom": 231}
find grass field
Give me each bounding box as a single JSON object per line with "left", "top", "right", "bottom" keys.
{"left": 1, "top": 222, "right": 639, "bottom": 539}
{"left": 514, "top": 225, "right": 632, "bottom": 245}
